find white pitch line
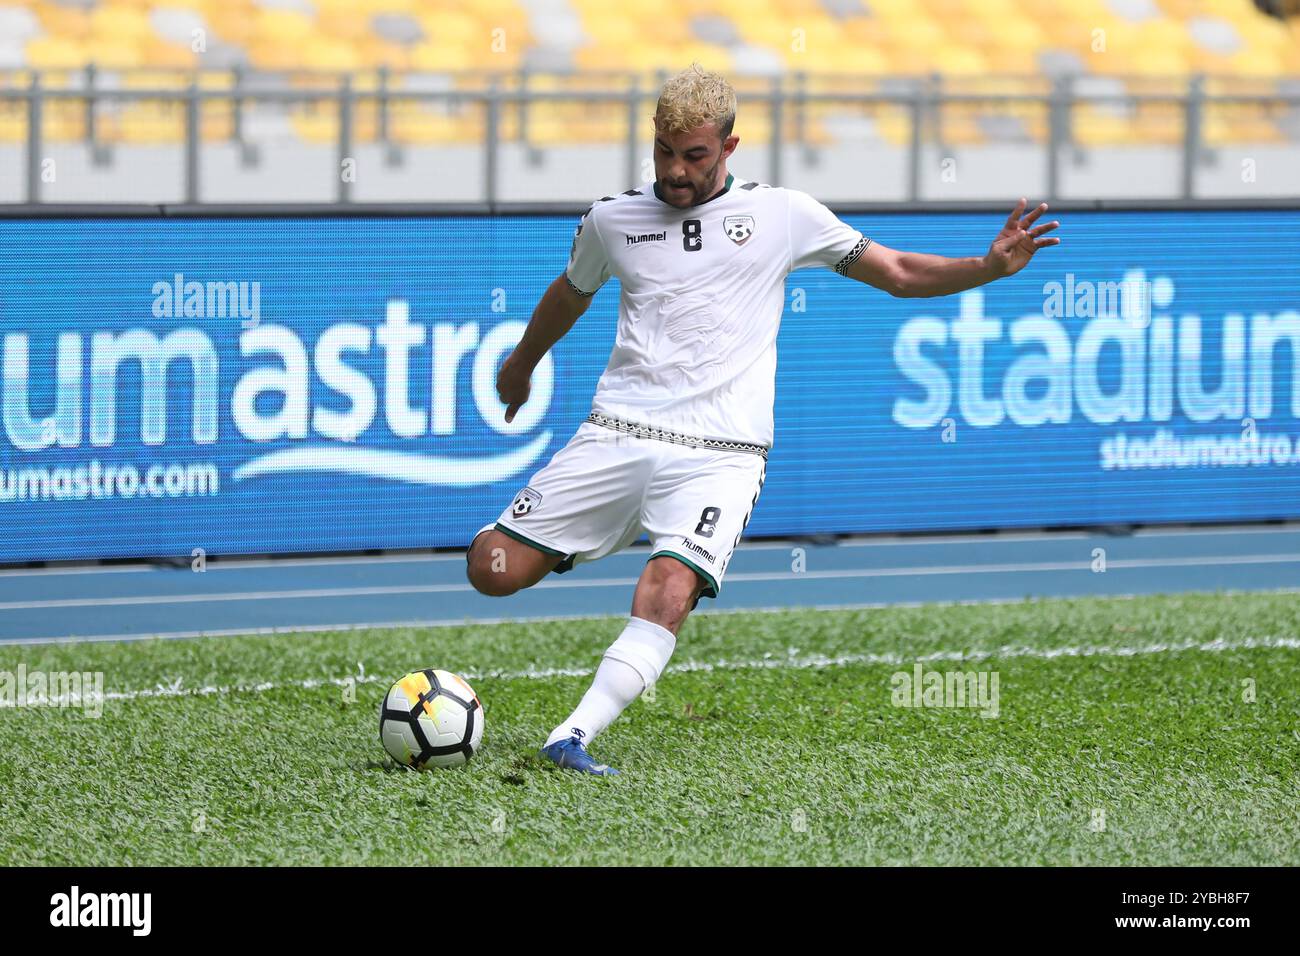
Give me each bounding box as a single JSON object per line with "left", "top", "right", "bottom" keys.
{"left": 15, "top": 588, "right": 1300, "bottom": 646}
{"left": 3, "top": 633, "right": 1297, "bottom": 710}
{"left": 4, "top": 551, "right": 1300, "bottom": 612}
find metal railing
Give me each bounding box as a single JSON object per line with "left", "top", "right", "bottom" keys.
{"left": 1, "top": 68, "right": 1298, "bottom": 206}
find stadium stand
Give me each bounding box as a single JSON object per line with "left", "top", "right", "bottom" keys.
{"left": 0, "top": 0, "right": 1297, "bottom": 148}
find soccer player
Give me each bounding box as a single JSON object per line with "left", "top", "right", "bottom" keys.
{"left": 466, "top": 64, "right": 1060, "bottom": 775}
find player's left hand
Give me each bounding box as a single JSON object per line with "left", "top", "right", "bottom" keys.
{"left": 985, "top": 198, "right": 1060, "bottom": 278}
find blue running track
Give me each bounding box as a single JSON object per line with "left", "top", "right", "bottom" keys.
{"left": 0, "top": 525, "right": 1296, "bottom": 644}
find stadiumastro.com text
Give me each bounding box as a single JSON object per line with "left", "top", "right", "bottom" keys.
{"left": 1100, "top": 429, "right": 1300, "bottom": 470}
{"left": 0, "top": 460, "right": 220, "bottom": 502}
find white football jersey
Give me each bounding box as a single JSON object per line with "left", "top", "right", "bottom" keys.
{"left": 564, "top": 173, "right": 871, "bottom": 448}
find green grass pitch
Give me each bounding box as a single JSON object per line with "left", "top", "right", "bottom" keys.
{"left": 1, "top": 590, "right": 1297, "bottom": 866}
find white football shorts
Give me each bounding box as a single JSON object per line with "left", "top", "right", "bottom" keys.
{"left": 492, "top": 413, "right": 768, "bottom": 603}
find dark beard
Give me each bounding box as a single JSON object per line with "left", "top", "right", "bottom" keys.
{"left": 666, "top": 157, "right": 723, "bottom": 206}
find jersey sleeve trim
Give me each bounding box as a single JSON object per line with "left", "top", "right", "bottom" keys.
{"left": 565, "top": 201, "right": 609, "bottom": 296}
{"left": 564, "top": 272, "right": 598, "bottom": 297}
{"left": 834, "top": 236, "right": 873, "bottom": 275}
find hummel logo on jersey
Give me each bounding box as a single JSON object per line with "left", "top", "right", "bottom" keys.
{"left": 625, "top": 231, "right": 667, "bottom": 246}
{"left": 511, "top": 486, "right": 542, "bottom": 517}
{"left": 682, "top": 538, "right": 718, "bottom": 564}
{"left": 723, "top": 216, "right": 754, "bottom": 245}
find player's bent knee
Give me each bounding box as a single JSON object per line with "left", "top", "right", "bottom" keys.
{"left": 467, "top": 559, "right": 521, "bottom": 597}
{"left": 466, "top": 530, "right": 558, "bottom": 597}
{"left": 466, "top": 531, "right": 519, "bottom": 597}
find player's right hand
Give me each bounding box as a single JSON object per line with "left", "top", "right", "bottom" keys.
{"left": 497, "top": 351, "right": 532, "bottom": 424}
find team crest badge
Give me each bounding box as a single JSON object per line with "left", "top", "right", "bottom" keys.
{"left": 723, "top": 216, "right": 754, "bottom": 245}
{"left": 511, "top": 486, "right": 542, "bottom": 517}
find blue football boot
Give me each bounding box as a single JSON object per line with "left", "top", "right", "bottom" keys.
{"left": 540, "top": 732, "right": 620, "bottom": 776}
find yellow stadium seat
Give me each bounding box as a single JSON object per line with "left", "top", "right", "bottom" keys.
{"left": 252, "top": 9, "right": 315, "bottom": 46}
{"left": 883, "top": 16, "right": 948, "bottom": 52}
{"left": 24, "top": 37, "right": 88, "bottom": 71}
{"left": 290, "top": 110, "right": 335, "bottom": 146}
{"left": 34, "top": 4, "right": 91, "bottom": 41}
{"left": 818, "top": 46, "right": 891, "bottom": 74}
{"left": 317, "top": 9, "right": 370, "bottom": 43}
{"left": 103, "top": 104, "right": 184, "bottom": 145}
{"left": 671, "top": 42, "right": 732, "bottom": 72}
{"left": 581, "top": 13, "right": 640, "bottom": 49}
{"left": 302, "top": 38, "right": 362, "bottom": 72}
{"left": 199, "top": 110, "right": 235, "bottom": 144}
{"left": 936, "top": 113, "right": 985, "bottom": 145}
{"left": 197, "top": 72, "right": 236, "bottom": 91}
{"left": 737, "top": 19, "right": 800, "bottom": 52}
{"left": 1234, "top": 16, "right": 1293, "bottom": 51}
{"left": 248, "top": 41, "right": 304, "bottom": 72}
{"left": 878, "top": 46, "right": 930, "bottom": 75}
{"left": 122, "top": 71, "right": 190, "bottom": 91}
{"left": 1199, "top": 0, "right": 1259, "bottom": 19}
{"left": 573, "top": 44, "right": 634, "bottom": 72}
{"left": 42, "top": 110, "right": 88, "bottom": 144}
{"left": 840, "top": 17, "right": 888, "bottom": 46}
{"left": 1040, "top": 19, "right": 1104, "bottom": 54}
{"left": 83, "top": 37, "right": 143, "bottom": 70}
{"left": 1204, "top": 113, "right": 1284, "bottom": 146}
{"left": 1017, "top": 0, "right": 1070, "bottom": 20}
{"left": 868, "top": 0, "right": 928, "bottom": 20}
{"left": 1155, "top": 0, "right": 1201, "bottom": 18}
{"left": 409, "top": 43, "right": 477, "bottom": 72}
{"left": 783, "top": 0, "right": 836, "bottom": 13}
{"left": 1224, "top": 49, "right": 1284, "bottom": 76}
{"left": 356, "top": 39, "right": 415, "bottom": 72}
{"left": 922, "top": 0, "right": 969, "bottom": 20}
{"left": 201, "top": 5, "right": 253, "bottom": 46}
{"left": 626, "top": 15, "right": 691, "bottom": 46}
{"left": 1187, "top": 47, "right": 1235, "bottom": 74}
{"left": 1129, "top": 46, "right": 1191, "bottom": 77}
{"left": 1131, "top": 104, "right": 1184, "bottom": 145}
{"left": 0, "top": 110, "right": 27, "bottom": 145}
{"left": 1136, "top": 20, "right": 1194, "bottom": 57}
{"left": 937, "top": 46, "right": 992, "bottom": 76}
{"left": 869, "top": 110, "right": 914, "bottom": 147}
{"left": 368, "top": 0, "right": 420, "bottom": 13}
{"left": 90, "top": 5, "right": 154, "bottom": 45}
{"left": 620, "top": 43, "right": 694, "bottom": 73}
{"left": 415, "top": 10, "right": 482, "bottom": 48}
{"left": 391, "top": 108, "right": 479, "bottom": 145}
{"left": 1085, "top": 43, "right": 1140, "bottom": 76}
{"left": 291, "top": 107, "right": 378, "bottom": 144}
{"left": 141, "top": 38, "right": 198, "bottom": 70}
{"left": 1072, "top": 107, "right": 1137, "bottom": 147}
{"left": 984, "top": 17, "right": 1046, "bottom": 54}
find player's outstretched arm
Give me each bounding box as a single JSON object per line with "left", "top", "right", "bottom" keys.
{"left": 843, "top": 198, "right": 1061, "bottom": 298}
{"left": 498, "top": 273, "right": 593, "bottom": 424}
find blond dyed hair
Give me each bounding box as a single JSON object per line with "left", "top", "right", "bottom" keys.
{"left": 654, "top": 63, "right": 736, "bottom": 140}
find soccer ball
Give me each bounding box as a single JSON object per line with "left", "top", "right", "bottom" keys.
{"left": 379, "top": 669, "right": 483, "bottom": 769}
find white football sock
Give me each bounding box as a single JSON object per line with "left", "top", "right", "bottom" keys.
{"left": 545, "top": 616, "right": 677, "bottom": 747}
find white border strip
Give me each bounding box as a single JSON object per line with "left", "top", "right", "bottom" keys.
{"left": 2, "top": 524, "right": 1297, "bottom": 578}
